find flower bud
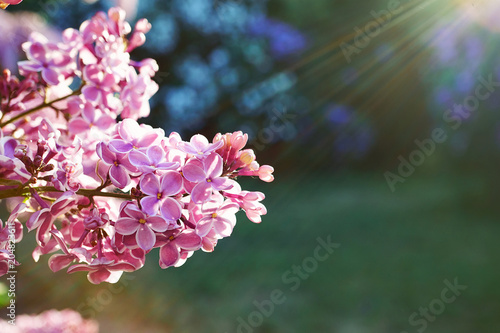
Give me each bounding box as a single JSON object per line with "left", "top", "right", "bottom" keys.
{"left": 239, "top": 149, "right": 256, "bottom": 166}
{"left": 83, "top": 209, "right": 109, "bottom": 230}
{"left": 258, "top": 165, "right": 274, "bottom": 182}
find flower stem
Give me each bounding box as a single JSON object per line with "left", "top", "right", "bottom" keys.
{"left": 0, "top": 86, "right": 83, "bottom": 128}
{"left": 0, "top": 185, "right": 135, "bottom": 201}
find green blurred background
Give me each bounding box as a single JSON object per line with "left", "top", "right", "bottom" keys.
{"left": 2, "top": 0, "right": 500, "bottom": 332}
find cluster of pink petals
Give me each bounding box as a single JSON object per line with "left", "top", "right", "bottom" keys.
{"left": 0, "top": 309, "right": 98, "bottom": 333}
{"left": 0, "top": 0, "right": 22, "bottom": 10}
{"left": 0, "top": 8, "right": 274, "bottom": 284}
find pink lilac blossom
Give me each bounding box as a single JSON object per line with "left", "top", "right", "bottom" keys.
{"left": 139, "top": 171, "right": 183, "bottom": 216}
{"left": 0, "top": 0, "right": 22, "bottom": 10}
{"left": 182, "top": 153, "right": 235, "bottom": 203}
{"left": 0, "top": 7, "right": 274, "bottom": 285}
{"left": 18, "top": 33, "right": 76, "bottom": 86}
{"left": 0, "top": 309, "right": 98, "bottom": 333}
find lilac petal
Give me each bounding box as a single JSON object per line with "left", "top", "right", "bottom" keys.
{"left": 130, "top": 248, "right": 145, "bottom": 261}
{"left": 96, "top": 142, "right": 115, "bottom": 165}
{"left": 182, "top": 163, "right": 206, "bottom": 183}
{"left": 202, "top": 237, "right": 215, "bottom": 252}
{"left": 118, "top": 119, "right": 140, "bottom": 142}
{"left": 205, "top": 141, "right": 224, "bottom": 153}
{"left": 147, "top": 215, "right": 169, "bottom": 232}
{"left": 159, "top": 242, "right": 179, "bottom": 268}
{"left": 122, "top": 234, "right": 138, "bottom": 247}
{"left": 117, "top": 154, "right": 137, "bottom": 171}
{"left": 136, "top": 131, "right": 159, "bottom": 148}
{"left": 28, "top": 43, "right": 46, "bottom": 60}
{"left": 160, "top": 171, "right": 182, "bottom": 196}
{"left": 190, "top": 182, "right": 212, "bottom": 204}
{"left": 157, "top": 161, "right": 179, "bottom": 170}
{"left": 219, "top": 201, "right": 240, "bottom": 215}
{"left": 88, "top": 268, "right": 111, "bottom": 284}
{"left": 247, "top": 209, "right": 264, "bottom": 223}
{"left": 214, "top": 217, "right": 233, "bottom": 237}
{"left": 82, "top": 86, "right": 100, "bottom": 102}
{"left": 95, "top": 115, "right": 115, "bottom": 130}
{"left": 140, "top": 196, "right": 160, "bottom": 216}
{"left": 67, "top": 264, "right": 92, "bottom": 274}
{"left": 190, "top": 134, "right": 209, "bottom": 151}
{"left": 129, "top": 150, "right": 151, "bottom": 167}
{"left": 175, "top": 231, "right": 202, "bottom": 250}
{"left": 102, "top": 72, "right": 117, "bottom": 87}
{"left": 105, "top": 94, "right": 120, "bottom": 109}
{"left": 48, "top": 254, "right": 74, "bottom": 272}
{"left": 50, "top": 191, "right": 76, "bottom": 214}
{"left": 211, "top": 177, "right": 234, "bottom": 191}
{"left": 42, "top": 68, "right": 63, "bottom": 86}
{"left": 204, "top": 153, "right": 223, "bottom": 178}
{"left": 147, "top": 145, "right": 164, "bottom": 164}
{"left": 109, "top": 165, "right": 130, "bottom": 188}
{"left": 160, "top": 197, "right": 182, "bottom": 221}
{"left": 195, "top": 217, "right": 213, "bottom": 237}
{"left": 2, "top": 137, "right": 18, "bottom": 158}
{"left": 109, "top": 139, "right": 134, "bottom": 153}
{"left": 13, "top": 222, "right": 23, "bottom": 243}
{"left": 36, "top": 216, "right": 54, "bottom": 246}
{"left": 82, "top": 102, "right": 96, "bottom": 123}
{"left": 9, "top": 203, "right": 26, "bottom": 221}
{"left": 104, "top": 271, "right": 125, "bottom": 284}
{"left": 177, "top": 142, "right": 198, "bottom": 155}
{"left": 109, "top": 262, "right": 137, "bottom": 272}
{"left": 18, "top": 61, "right": 43, "bottom": 72}
{"left": 68, "top": 118, "right": 90, "bottom": 134}
{"left": 136, "top": 224, "right": 155, "bottom": 251}
{"left": 115, "top": 218, "right": 140, "bottom": 235}
{"left": 140, "top": 173, "right": 160, "bottom": 195}
{"left": 26, "top": 209, "right": 48, "bottom": 231}
{"left": 123, "top": 204, "right": 145, "bottom": 219}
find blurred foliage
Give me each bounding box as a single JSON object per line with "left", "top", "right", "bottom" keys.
{"left": 0, "top": 283, "right": 8, "bottom": 308}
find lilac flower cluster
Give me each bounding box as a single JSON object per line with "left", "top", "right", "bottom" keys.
{"left": 0, "top": 309, "right": 98, "bottom": 332}
{"left": 0, "top": 7, "right": 273, "bottom": 284}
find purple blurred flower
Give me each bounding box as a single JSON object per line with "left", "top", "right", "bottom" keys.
{"left": 68, "top": 102, "right": 115, "bottom": 134}
{"left": 326, "top": 104, "right": 353, "bottom": 125}
{"left": 82, "top": 64, "right": 120, "bottom": 109}
{"left": 0, "top": 309, "right": 98, "bottom": 333}
{"left": 120, "top": 67, "right": 158, "bottom": 120}
{"left": 0, "top": 11, "right": 60, "bottom": 70}
{"left": 247, "top": 16, "right": 307, "bottom": 59}
{"left": 18, "top": 33, "right": 75, "bottom": 86}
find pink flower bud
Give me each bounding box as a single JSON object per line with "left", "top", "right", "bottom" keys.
{"left": 258, "top": 165, "right": 274, "bottom": 182}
